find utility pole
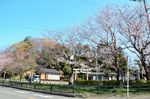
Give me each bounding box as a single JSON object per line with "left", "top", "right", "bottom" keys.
{"left": 126, "top": 56, "right": 129, "bottom": 99}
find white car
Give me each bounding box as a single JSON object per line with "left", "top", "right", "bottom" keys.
{"left": 33, "top": 75, "right": 40, "bottom": 82}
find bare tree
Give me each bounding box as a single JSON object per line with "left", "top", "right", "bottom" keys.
{"left": 77, "top": 7, "right": 126, "bottom": 81}
{"left": 118, "top": 6, "right": 150, "bottom": 80}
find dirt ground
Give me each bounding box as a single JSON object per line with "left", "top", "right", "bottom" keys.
{"left": 83, "top": 93, "right": 150, "bottom": 99}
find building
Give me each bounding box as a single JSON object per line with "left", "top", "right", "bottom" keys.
{"left": 40, "top": 68, "right": 61, "bottom": 81}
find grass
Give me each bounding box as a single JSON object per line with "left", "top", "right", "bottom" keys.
{"left": 1, "top": 79, "right": 150, "bottom": 96}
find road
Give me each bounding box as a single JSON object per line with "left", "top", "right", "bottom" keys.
{"left": 0, "top": 86, "right": 78, "bottom": 99}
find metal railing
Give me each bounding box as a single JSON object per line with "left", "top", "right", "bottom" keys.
{"left": 0, "top": 79, "right": 150, "bottom": 97}
{"left": 0, "top": 79, "right": 75, "bottom": 97}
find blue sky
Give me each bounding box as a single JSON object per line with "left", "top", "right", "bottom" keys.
{"left": 0, "top": 0, "right": 138, "bottom": 50}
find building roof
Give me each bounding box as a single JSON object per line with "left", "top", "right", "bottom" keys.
{"left": 41, "top": 68, "right": 60, "bottom": 75}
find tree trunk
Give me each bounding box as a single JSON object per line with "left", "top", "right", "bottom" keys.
{"left": 69, "top": 67, "right": 74, "bottom": 85}
{"left": 107, "top": 75, "right": 110, "bottom": 81}
{"left": 3, "top": 72, "right": 6, "bottom": 79}
{"left": 141, "top": 58, "right": 150, "bottom": 80}
{"left": 69, "top": 73, "right": 74, "bottom": 85}
{"left": 116, "top": 68, "right": 120, "bottom": 81}
{"left": 11, "top": 72, "right": 14, "bottom": 80}
{"left": 114, "top": 56, "right": 120, "bottom": 81}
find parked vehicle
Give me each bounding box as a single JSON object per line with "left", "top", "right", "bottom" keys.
{"left": 33, "top": 75, "right": 40, "bottom": 82}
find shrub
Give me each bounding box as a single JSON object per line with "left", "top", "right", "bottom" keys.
{"left": 75, "top": 79, "right": 149, "bottom": 86}
{"left": 136, "top": 79, "right": 147, "bottom": 85}
{"left": 147, "top": 80, "right": 150, "bottom": 84}
{"left": 75, "top": 80, "right": 102, "bottom": 86}
{"left": 129, "top": 80, "right": 137, "bottom": 85}
{"left": 129, "top": 80, "right": 147, "bottom": 85}
{"left": 75, "top": 80, "right": 119, "bottom": 86}
{"left": 103, "top": 80, "right": 118, "bottom": 85}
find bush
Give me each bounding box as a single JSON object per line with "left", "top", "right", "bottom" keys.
{"left": 147, "top": 80, "right": 150, "bottom": 84}
{"left": 129, "top": 80, "right": 147, "bottom": 85}
{"left": 75, "top": 80, "right": 119, "bottom": 86}
{"left": 129, "top": 80, "right": 137, "bottom": 85}
{"left": 75, "top": 80, "right": 149, "bottom": 86}
{"left": 137, "top": 79, "right": 147, "bottom": 85}
{"left": 103, "top": 80, "right": 118, "bottom": 85}
{"left": 75, "top": 80, "right": 102, "bottom": 86}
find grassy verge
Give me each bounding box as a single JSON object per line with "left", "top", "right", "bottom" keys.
{"left": 0, "top": 79, "right": 150, "bottom": 97}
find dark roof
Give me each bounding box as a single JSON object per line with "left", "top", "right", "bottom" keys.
{"left": 35, "top": 65, "right": 44, "bottom": 71}
{"left": 41, "top": 68, "right": 60, "bottom": 74}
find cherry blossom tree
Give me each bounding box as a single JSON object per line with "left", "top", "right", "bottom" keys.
{"left": 77, "top": 7, "right": 127, "bottom": 81}
{"left": 118, "top": 6, "right": 150, "bottom": 80}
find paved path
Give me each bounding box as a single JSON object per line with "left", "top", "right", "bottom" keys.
{"left": 0, "top": 86, "right": 78, "bottom": 99}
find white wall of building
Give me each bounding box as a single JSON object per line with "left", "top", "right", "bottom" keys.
{"left": 47, "top": 74, "right": 60, "bottom": 80}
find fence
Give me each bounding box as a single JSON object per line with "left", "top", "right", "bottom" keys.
{"left": 0, "top": 79, "right": 150, "bottom": 96}
{"left": 74, "top": 84, "right": 150, "bottom": 94}
{"left": 0, "top": 79, "right": 75, "bottom": 97}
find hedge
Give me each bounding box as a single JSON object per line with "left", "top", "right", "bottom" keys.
{"left": 75, "top": 80, "right": 150, "bottom": 86}
{"left": 129, "top": 80, "right": 148, "bottom": 85}
{"left": 75, "top": 80, "right": 119, "bottom": 86}
{"left": 75, "top": 80, "right": 102, "bottom": 86}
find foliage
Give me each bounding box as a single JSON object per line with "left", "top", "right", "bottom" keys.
{"left": 103, "top": 80, "right": 119, "bottom": 85}
{"left": 75, "top": 80, "right": 120, "bottom": 86}
{"left": 75, "top": 80, "right": 102, "bottom": 86}
{"left": 0, "top": 36, "right": 36, "bottom": 79}
{"left": 62, "top": 64, "right": 72, "bottom": 76}
{"left": 136, "top": 80, "right": 147, "bottom": 85}
{"left": 75, "top": 80, "right": 150, "bottom": 86}
{"left": 129, "top": 80, "right": 148, "bottom": 85}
